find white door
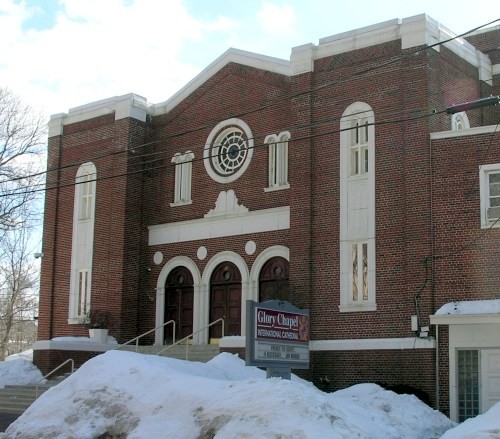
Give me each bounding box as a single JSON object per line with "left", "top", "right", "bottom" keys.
{"left": 481, "top": 349, "right": 500, "bottom": 413}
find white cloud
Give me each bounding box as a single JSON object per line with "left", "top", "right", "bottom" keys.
{"left": 256, "top": 2, "right": 296, "bottom": 37}
{"left": 0, "top": 0, "right": 226, "bottom": 118}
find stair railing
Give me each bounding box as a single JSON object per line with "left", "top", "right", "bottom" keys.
{"left": 114, "top": 319, "right": 176, "bottom": 352}
{"left": 156, "top": 318, "right": 224, "bottom": 360}
{"left": 35, "top": 358, "right": 74, "bottom": 398}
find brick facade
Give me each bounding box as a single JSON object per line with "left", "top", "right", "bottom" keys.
{"left": 35, "top": 16, "right": 500, "bottom": 419}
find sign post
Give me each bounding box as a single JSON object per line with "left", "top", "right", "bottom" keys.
{"left": 246, "top": 300, "right": 309, "bottom": 379}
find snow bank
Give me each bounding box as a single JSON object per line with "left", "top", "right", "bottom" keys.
{"left": 440, "top": 403, "right": 500, "bottom": 439}
{"left": 4, "top": 351, "right": 455, "bottom": 439}
{"left": 0, "top": 358, "right": 43, "bottom": 389}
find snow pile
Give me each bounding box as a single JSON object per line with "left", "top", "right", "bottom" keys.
{"left": 0, "top": 357, "right": 43, "bottom": 389}
{"left": 4, "top": 351, "right": 455, "bottom": 439}
{"left": 440, "top": 403, "right": 500, "bottom": 439}
{"left": 435, "top": 299, "right": 500, "bottom": 315}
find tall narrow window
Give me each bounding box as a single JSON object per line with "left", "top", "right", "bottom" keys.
{"left": 265, "top": 132, "right": 290, "bottom": 191}
{"left": 350, "top": 119, "right": 369, "bottom": 176}
{"left": 171, "top": 151, "right": 194, "bottom": 206}
{"left": 351, "top": 242, "right": 369, "bottom": 302}
{"left": 69, "top": 163, "right": 96, "bottom": 323}
{"left": 79, "top": 173, "right": 93, "bottom": 220}
{"left": 77, "top": 269, "right": 90, "bottom": 316}
{"left": 340, "top": 103, "right": 375, "bottom": 312}
{"left": 480, "top": 164, "right": 500, "bottom": 228}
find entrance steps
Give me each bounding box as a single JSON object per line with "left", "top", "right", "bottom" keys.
{"left": 117, "top": 343, "right": 220, "bottom": 363}
{"left": 0, "top": 373, "right": 69, "bottom": 416}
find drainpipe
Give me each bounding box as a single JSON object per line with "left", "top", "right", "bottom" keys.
{"left": 430, "top": 135, "right": 438, "bottom": 410}
{"left": 436, "top": 324, "right": 440, "bottom": 411}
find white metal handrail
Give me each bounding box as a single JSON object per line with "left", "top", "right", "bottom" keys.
{"left": 36, "top": 358, "right": 74, "bottom": 398}
{"left": 156, "top": 318, "right": 224, "bottom": 360}
{"left": 114, "top": 319, "right": 176, "bottom": 352}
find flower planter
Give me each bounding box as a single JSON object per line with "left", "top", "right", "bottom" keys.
{"left": 89, "top": 328, "right": 109, "bottom": 343}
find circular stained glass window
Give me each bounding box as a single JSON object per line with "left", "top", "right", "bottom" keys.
{"left": 204, "top": 119, "right": 254, "bottom": 184}
{"left": 212, "top": 129, "right": 248, "bottom": 175}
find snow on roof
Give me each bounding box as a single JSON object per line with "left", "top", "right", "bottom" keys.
{"left": 435, "top": 299, "right": 500, "bottom": 315}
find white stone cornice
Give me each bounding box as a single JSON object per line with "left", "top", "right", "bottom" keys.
{"left": 431, "top": 125, "right": 500, "bottom": 140}
{"left": 150, "top": 48, "right": 291, "bottom": 116}
{"left": 47, "top": 93, "right": 149, "bottom": 137}
{"left": 149, "top": 205, "right": 290, "bottom": 246}
{"left": 219, "top": 336, "right": 435, "bottom": 350}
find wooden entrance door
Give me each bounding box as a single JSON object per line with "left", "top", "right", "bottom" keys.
{"left": 210, "top": 262, "right": 241, "bottom": 338}
{"left": 165, "top": 267, "right": 194, "bottom": 342}
{"left": 259, "top": 257, "right": 290, "bottom": 302}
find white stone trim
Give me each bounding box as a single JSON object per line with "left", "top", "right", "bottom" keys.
{"left": 154, "top": 256, "right": 202, "bottom": 345}
{"left": 148, "top": 206, "right": 290, "bottom": 246}
{"left": 205, "top": 190, "right": 248, "bottom": 217}
{"left": 48, "top": 16, "right": 492, "bottom": 127}
{"left": 48, "top": 94, "right": 149, "bottom": 137}
{"left": 151, "top": 48, "right": 291, "bottom": 116}
{"left": 204, "top": 118, "right": 254, "bottom": 184}
{"left": 219, "top": 337, "right": 435, "bottom": 350}
{"left": 431, "top": 125, "right": 500, "bottom": 140}
{"left": 33, "top": 340, "right": 113, "bottom": 352}
{"left": 310, "top": 337, "right": 435, "bottom": 350}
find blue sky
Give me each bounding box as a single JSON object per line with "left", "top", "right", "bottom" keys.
{"left": 0, "top": 0, "right": 498, "bottom": 119}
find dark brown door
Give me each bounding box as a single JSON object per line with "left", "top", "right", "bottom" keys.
{"left": 210, "top": 262, "right": 241, "bottom": 338}
{"left": 165, "top": 267, "right": 194, "bottom": 342}
{"left": 259, "top": 257, "right": 290, "bottom": 302}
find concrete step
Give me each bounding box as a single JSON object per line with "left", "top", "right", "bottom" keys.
{"left": 117, "top": 343, "right": 220, "bottom": 362}
{"left": 0, "top": 375, "right": 69, "bottom": 416}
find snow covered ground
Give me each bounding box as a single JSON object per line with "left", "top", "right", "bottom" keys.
{"left": 0, "top": 351, "right": 42, "bottom": 389}
{"left": 0, "top": 350, "right": 498, "bottom": 438}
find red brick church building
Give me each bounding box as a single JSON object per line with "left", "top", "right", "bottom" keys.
{"left": 34, "top": 14, "right": 500, "bottom": 422}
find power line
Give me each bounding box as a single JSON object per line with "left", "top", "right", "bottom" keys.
{"left": 1, "top": 19, "right": 498, "bottom": 196}
{"left": 0, "top": 107, "right": 452, "bottom": 198}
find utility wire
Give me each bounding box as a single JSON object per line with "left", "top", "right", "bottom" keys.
{"left": 1, "top": 19, "right": 498, "bottom": 196}
{"left": 1, "top": 107, "right": 451, "bottom": 198}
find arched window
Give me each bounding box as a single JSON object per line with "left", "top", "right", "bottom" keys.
{"left": 265, "top": 132, "right": 290, "bottom": 191}
{"left": 451, "top": 112, "right": 470, "bottom": 131}
{"left": 340, "top": 103, "right": 376, "bottom": 312}
{"left": 69, "top": 162, "right": 96, "bottom": 322}
{"left": 171, "top": 151, "right": 194, "bottom": 206}
{"left": 259, "top": 257, "right": 290, "bottom": 302}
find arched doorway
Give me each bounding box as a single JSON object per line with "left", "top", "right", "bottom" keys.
{"left": 210, "top": 262, "right": 241, "bottom": 339}
{"left": 259, "top": 257, "right": 290, "bottom": 302}
{"left": 165, "top": 266, "right": 194, "bottom": 342}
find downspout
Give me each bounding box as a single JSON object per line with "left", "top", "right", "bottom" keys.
{"left": 430, "top": 136, "right": 439, "bottom": 410}
{"left": 435, "top": 323, "right": 440, "bottom": 411}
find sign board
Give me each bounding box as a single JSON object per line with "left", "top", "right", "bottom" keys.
{"left": 246, "top": 300, "right": 310, "bottom": 377}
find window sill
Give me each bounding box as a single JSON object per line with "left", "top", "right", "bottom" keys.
{"left": 170, "top": 200, "right": 193, "bottom": 208}
{"left": 339, "top": 303, "right": 377, "bottom": 313}
{"left": 264, "top": 184, "right": 290, "bottom": 193}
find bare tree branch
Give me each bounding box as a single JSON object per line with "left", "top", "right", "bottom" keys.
{"left": 0, "top": 87, "right": 46, "bottom": 235}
